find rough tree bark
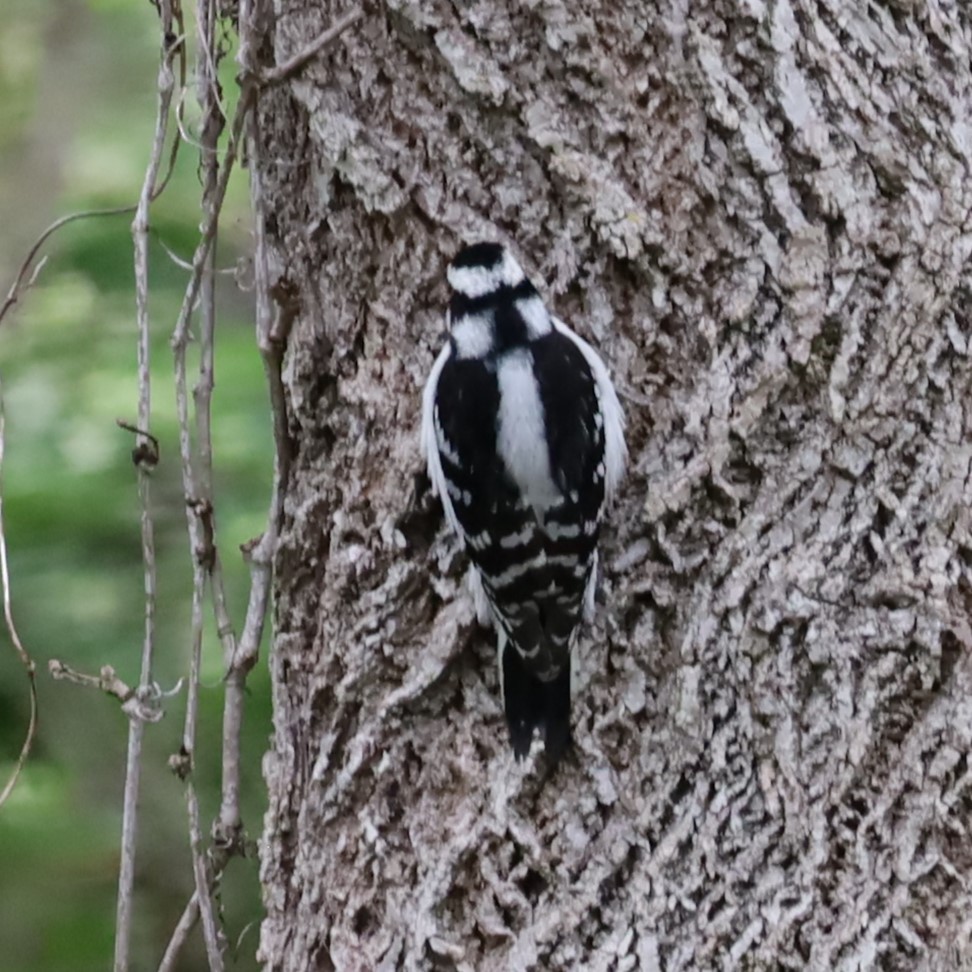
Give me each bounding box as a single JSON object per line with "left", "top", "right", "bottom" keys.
{"left": 254, "top": 2, "right": 972, "bottom": 969}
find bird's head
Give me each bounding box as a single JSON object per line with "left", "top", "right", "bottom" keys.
{"left": 444, "top": 242, "right": 548, "bottom": 357}
{"left": 447, "top": 242, "right": 525, "bottom": 299}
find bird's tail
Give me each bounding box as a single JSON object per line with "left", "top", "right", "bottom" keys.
{"left": 500, "top": 633, "right": 571, "bottom": 765}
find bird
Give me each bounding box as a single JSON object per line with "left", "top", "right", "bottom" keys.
{"left": 421, "top": 241, "right": 626, "bottom": 764}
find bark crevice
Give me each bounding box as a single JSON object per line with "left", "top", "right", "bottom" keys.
{"left": 257, "top": 2, "right": 972, "bottom": 969}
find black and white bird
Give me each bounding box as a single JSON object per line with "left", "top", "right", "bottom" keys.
{"left": 422, "top": 242, "right": 626, "bottom": 764}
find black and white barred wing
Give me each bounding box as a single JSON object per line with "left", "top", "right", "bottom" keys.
{"left": 422, "top": 327, "right": 624, "bottom": 643}
{"left": 549, "top": 317, "right": 626, "bottom": 509}
{"left": 421, "top": 293, "right": 627, "bottom": 757}
{"left": 423, "top": 346, "right": 542, "bottom": 633}
{"left": 422, "top": 345, "right": 514, "bottom": 552}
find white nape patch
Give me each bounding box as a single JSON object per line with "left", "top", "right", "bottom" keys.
{"left": 447, "top": 248, "right": 525, "bottom": 297}
{"left": 496, "top": 349, "right": 560, "bottom": 515}
{"left": 551, "top": 316, "right": 627, "bottom": 504}
{"left": 516, "top": 296, "right": 552, "bottom": 339}
{"left": 499, "top": 524, "right": 534, "bottom": 548}
{"left": 451, "top": 312, "right": 494, "bottom": 359}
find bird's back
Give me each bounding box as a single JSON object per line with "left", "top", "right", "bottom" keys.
{"left": 422, "top": 242, "right": 625, "bottom": 762}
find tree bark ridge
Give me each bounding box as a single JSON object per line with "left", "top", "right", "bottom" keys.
{"left": 256, "top": 2, "right": 972, "bottom": 969}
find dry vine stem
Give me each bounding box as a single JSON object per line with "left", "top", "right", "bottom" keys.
{"left": 155, "top": 2, "right": 364, "bottom": 968}
{"left": 167, "top": 0, "right": 231, "bottom": 965}
{"left": 0, "top": 0, "right": 363, "bottom": 965}
{"left": 0, "top": 0, "right": 184, "bottom": 821}
{"left": 114, "top": 2, "right": 182, "bottom": 969}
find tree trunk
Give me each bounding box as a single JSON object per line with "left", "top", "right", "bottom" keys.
{"left": 255, "top": 2, "right": 972, "bottom": 969}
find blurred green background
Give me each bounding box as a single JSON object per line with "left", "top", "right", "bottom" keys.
{"left": 0, "top": 1, "right": 272, "bottom": 969}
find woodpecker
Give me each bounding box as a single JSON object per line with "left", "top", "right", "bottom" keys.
{"left": 422, "top": 242, "right": 626, "bottom": 763}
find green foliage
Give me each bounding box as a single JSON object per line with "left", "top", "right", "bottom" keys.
{"left": 0, "top": 3, "right": 272, "bottom": 969}
{"left": 0, "top": 0, "right": 44, "bottom": 152}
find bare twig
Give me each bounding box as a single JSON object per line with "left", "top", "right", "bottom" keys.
{"left": 183, "top": 572, "right": 225, "bottom": 969}
{"left": 49, "top": 659, "right": 134, "bottom": 702}
{"left": 0, "top": 382, "right": 38, "bottom": 809}
{"left": 0, "top": 0, "right": 188, "bottom": 821}
{"left": 116, "top": 419, "right": 161, "bottom": 467}
{"left": 157, "top": 892, "right": 201, "bottom": 972}
{"left": 156, "top": 2, "right": 363, "bottom": 965}
{"left": 211, "top": 102, "right": 285, "bottom": 845}
{"left": 0, "top": 207, "right": 134, "bottom": 331}
{"left": 158, "top": 237, "right": 238, "bottom": 275}
{"left": 168, "top": 93, "right": 253, "bottom": 356}
{"left": 209, "top": 2, "right": 361, "bottom": 845}
{"left": 113, "top": 2, "right": 181, "bottom": 968}
{"left": 259, "top": 6, "right": 364, "bottom": 84}
{"left": 156, "top": 59, "right": 253, "bottom": 972}
{"left": 165, "top": 0, "right": 230, "bottom": 965}
{"left": 48, "top": 659, "right": 180, "bottom": 722}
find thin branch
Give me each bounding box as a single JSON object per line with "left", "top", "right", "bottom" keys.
{"left": 0, "top": 146, "right": 188, "bottom": 333}
{"left": 157, "top": 892, "right": 201, "bottom": 972}
{"left": 169, "top": 90, "right": 253, "bottom": 354}
{"left": 166, "top": 0, "right": 229, "bottom": 965}
{"left": 156, "top": 61, "right": 253, "bottom": 972}
{"left": 48, "top": 659, "right": 181, "bottom": 722}
{"left": 157, "top": 2, "right": 363, "bottom": 965}
{"left": 49, "top": 659, "right": 134, "bottom": 702}
{"left": 158, "top": 237, "right": 239, "bottom": 275}
{"left": 114, "top": 1, "right": 181, "bottom": 968}
{"left": 0, "top": 381, "right": 38, "bottom": 809}
{"left": 0, "top": 206, "right": 135, "bottom": 331}
{"left": 259, "top": 6, "right": 365, "bottom": 84}
{"left": 212, "top": 101, "right": 285, "bottom": 844}
{"left": 184, "top": 571, "right": 225, "bottom": 968}
{"left": 209, "top": 1, "right": 361, "bottom": 843}
{"left": 0, "top": 0, "right": 188, "bottom": 820}
{"left": 116, "top": 419, "right": 161, "bottom": 467}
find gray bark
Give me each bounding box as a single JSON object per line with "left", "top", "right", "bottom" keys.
{"left": 254, "top": 2, "right": 972, "bottom": 970}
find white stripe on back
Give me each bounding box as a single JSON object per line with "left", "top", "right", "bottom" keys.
{"left": 496, "top": 349, "right": 560, "bottom": 516}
